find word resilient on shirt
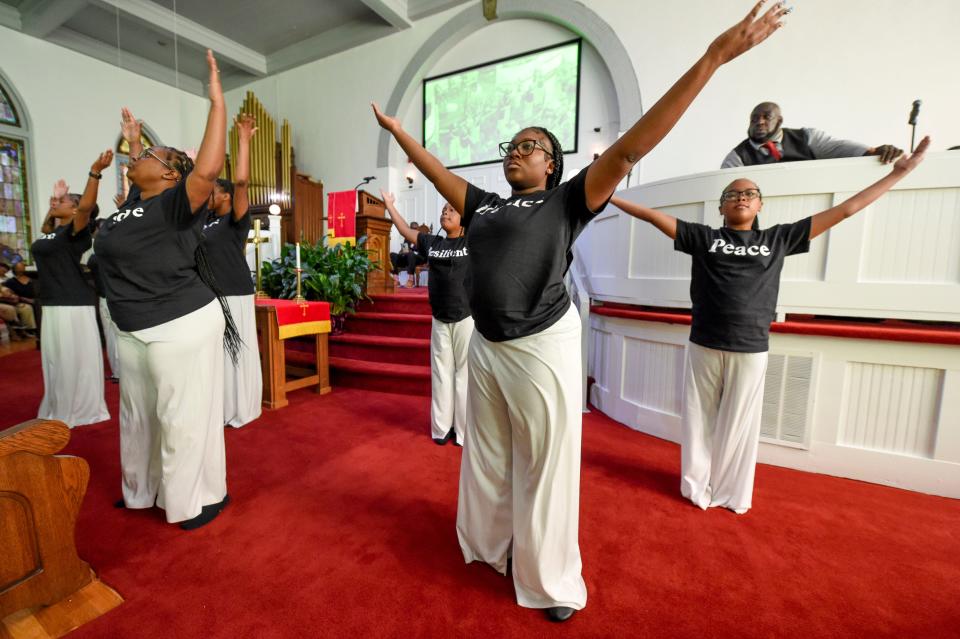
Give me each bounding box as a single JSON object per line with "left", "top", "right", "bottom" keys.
{"left": 674, "top": 217, "right": 812, "bottom": 353}
{"left": 462, "top": 166, "right": 607, "bottom": 342}
{"left": 415, "top": 232, "right": 470, "bottom": 323}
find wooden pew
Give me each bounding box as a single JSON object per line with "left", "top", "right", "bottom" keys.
{"left": 0, "top": 419, "right": 122, "bottom": 637}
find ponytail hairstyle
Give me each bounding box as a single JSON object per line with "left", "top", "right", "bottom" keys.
{"left": 67, "top": 192, "right": 101, "bottom": 232}
{"left": 527, "top": 126, "right": 564, "bottom": 190}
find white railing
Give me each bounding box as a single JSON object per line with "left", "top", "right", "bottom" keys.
{"left": 575, "top": 153, "right": 960, "bottom": 499}
{"left": 578, "top": 152, "right": 960, "bottom": 322}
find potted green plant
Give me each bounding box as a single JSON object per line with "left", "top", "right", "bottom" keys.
{"left": 260, "top": 236, "right": 377, "bottom": 334}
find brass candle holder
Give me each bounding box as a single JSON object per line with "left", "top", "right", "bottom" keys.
{"left": 293, "top": 267, "right": 306, "bottom": 304}
{"left": 252, "top": 218, "right": 269, "bottom": 299}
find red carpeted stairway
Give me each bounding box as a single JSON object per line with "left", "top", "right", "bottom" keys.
{"left": 287, "top": 290, "right": 433, "bottom": 397}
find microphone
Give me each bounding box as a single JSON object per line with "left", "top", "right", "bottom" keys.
{"left": 908, "top": 100, "right": 921, "bottom": 125}
{"left": 354, "top": 176, "right": 376, "bottom": 191}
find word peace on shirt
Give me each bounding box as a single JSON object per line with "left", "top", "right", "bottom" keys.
{"left": 709, "top": 238, "right": 772, "bottom": 257}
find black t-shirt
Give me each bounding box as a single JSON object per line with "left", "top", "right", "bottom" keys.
{"left": 416, "top": 232, "right": 470, "bottom": 323}
{"left": 30, "top": 223, "right": 97, "bottom": 306}
{"left": 87, "top": 254, "right": 105, "bottom": 298}
{"left": 94, "top": 179, "right": 215, "bottom": 332}
{"left": 4, "top": 275, "right": 36, "bottom": 300}
{"left": 202, "top": 211, "right": 254, "bottom": 296}
{"left": 462, "top": 166, "right": 606, "bottom": 341}
{"left": 674, "top": 217, "right": 812, "bottom": 353}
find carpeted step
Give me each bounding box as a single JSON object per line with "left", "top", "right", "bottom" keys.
{"left": 330, "top": 334, "right": 431, "bottom": 367}
{"left": 345, "top": 312, "right": 432, "bottom": 339}
{"left": 330, "top": 356, "right": 431, "bottom": 396}
{"left": 358, "top": 293, "right": 432, "bottom": 316}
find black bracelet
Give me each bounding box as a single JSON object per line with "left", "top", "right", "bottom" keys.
{"left": 89, "top": 171, "right": 102, "bottom": 180}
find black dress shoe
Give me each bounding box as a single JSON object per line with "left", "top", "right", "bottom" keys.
{"left": 180, "top": 494, "right": 231, "bottom": 530}
{"left": 432, "top": 429, "right": 455, "bottom": 446}
{"left": 546, "top": 607, "right": 575, "bottom": 622}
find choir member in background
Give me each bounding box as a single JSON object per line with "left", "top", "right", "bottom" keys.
{"left": 381, "top": 191, "right": 473, "bottom": 446}
{"left": 203, "top": 113, "right": 262, "bottom": 428}
{"left": 373, "top": 0, "right": 789, "bottom": 622}
{"left": 95, "top": 50, "right": 238, "bottom": 530}
{"left": 612, "top": 136, "right": 929, "bottom": 515}
{"left": 33, "top": 158, "right": 112, "bottom": 427}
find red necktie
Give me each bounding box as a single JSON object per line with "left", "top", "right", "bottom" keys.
{"left": 764, "top": 140, "right": 782, "bottom": 161}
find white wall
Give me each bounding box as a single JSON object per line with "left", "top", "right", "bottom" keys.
{"left": 594, "top": 0, "right": 960, "bottom": 183}
{"left": 0, "top": 25, "right": 208, "bottom": 235}
{"left": 223, "top": 0, "right": 960, "bottom": 210}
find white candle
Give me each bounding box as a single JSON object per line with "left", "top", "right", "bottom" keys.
{"left": 295, "top": 242, "right": 301, "bottom": 269}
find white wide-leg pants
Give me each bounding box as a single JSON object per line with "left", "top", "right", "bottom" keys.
{"left": 430, "top": 315, "right": 474, "bottom": 444}
{"left": 680, "top": 341, "right": 768, "bottom": 514}
{"left": 38, "top": 305, "right": 110, "bottom": 427}
{"left": 99, "top": 296, "right": 121, "bottom": 378}
{"left": 116, "top": 300, "right": 227, "bottom": 523}
{"left": 223, "top": 294, "right": 262, "bottom": 428}
{"left": 457, "top": 304, "right": 586, "bottom": 610}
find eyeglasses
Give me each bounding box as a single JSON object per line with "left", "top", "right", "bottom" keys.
{"left": 720, "top": 188, "right": 762, "bottom": 202}
{"left": 498, "top": 139, "right": 553, "bottom": 159}
{"left": 138, "top": 148, "right": 175, "bottom": 172}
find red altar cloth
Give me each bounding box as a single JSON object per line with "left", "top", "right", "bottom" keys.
{"left": 255, "top": 299, "right": 331, "bottom": 339}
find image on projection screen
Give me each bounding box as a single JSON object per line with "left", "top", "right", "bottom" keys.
{"left": 423, "top": 39, "right": 581, "bottom": 169}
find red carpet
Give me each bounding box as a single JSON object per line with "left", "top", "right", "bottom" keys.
{"left": 289, "top": 291, "right": 433, "bottom": 396}
{"left": 1, "top": 349, "right": 958, "bottom": 638}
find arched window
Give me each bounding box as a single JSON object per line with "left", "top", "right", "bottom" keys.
{"left": 0, "top": 76, "right": 32, "bottom": 266}
{"left": 115, "top": 126, "right": 161, "bottom": 201}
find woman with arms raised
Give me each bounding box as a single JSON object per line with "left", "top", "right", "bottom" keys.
{"left": 373, "top": 0, "right": 789, "bottom": 622}
{"left": 95, "top": 50, "right": 236, "bottom": 530}
{"left": 204, "top": 113, "right": 262, "bottom": 429}
{"left": 612, "top": 137, "right": 930, "bottom": 516}
{"left": 33, "top": 154, "right": 112, "bottom": 428}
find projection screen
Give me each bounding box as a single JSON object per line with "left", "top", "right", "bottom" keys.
{"left": 423, "top": 39, "right": 581, "bottom": 169}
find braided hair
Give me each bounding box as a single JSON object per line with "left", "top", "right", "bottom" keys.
{"left": 147, "top": 147, "right": 243, "bottom": 364}
{"left": 525, "top": 126, "right": 564, "bottom": 190}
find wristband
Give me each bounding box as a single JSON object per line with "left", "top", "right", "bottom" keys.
{"left": 89, "top": 171, "right": 103, "bottom": 180}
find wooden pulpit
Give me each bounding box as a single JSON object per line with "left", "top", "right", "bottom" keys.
{"left": 0, "top": 419, "right": 122, "bottom": 634}
{"left": 355, "top": 190, "right": 395, "bottom": 295}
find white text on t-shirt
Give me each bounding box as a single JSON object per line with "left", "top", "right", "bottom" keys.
{"left": 709, "top": 238, "right": 771, "bottom": 257}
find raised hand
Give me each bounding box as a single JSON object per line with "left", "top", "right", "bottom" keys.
{"left": 892, "top": 136, "right": 930, "bottom": 175}
{"left": 371, "top": 102, "right": 401, "bottom": 133}
{"left": 236, "top": 113, "right": 258, "bottom": 141}
{"left": 206, "top": 49, "right": 223, "bottom": 103}
{"left": 52, "top": 179, "right": 69, "bottom": 200}
{"left": 379, "top": 189, "right": 396, "bottom": 207}
{"left": 120, "top": 107, "right": 142, "bottom": 143}
{"left": 91, "top": 149, "right": 114, "bottom": 174}
{"left": 707, "top": 0, "right": 789, "bottom": 65}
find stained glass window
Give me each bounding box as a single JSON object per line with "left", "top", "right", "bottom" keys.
{"left": 116, "top": 132, "right": 157, "bottom": 201}
{"left": 0, "top": 84, "right": 18, "bottom": 126}
{"left": 0, "top": 136, "right": 31, "bottom": 264}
